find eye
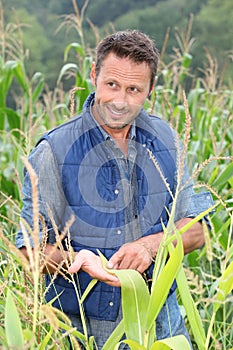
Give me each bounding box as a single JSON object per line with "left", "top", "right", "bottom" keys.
{"left": 107, "top": 82, "right": 117, "bottom": 88}
{"left": 128, "top": 86, "right": 139, "bottom": 93}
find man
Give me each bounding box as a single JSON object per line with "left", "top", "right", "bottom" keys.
{"left": 16, "top": 30, "right": 213, "bottom": 348}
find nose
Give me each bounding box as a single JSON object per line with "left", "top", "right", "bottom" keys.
{"left": 112, "top": 89, "right": 128, "bottom": 110}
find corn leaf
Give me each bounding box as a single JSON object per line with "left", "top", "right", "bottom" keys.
{"left": 64, "top": 42, "right": 85, "bottom": 61}
{"left": 2, "top": 107, "right": 21, "bottom": 131}
{"left": 98, "top": 250, "right": 150, "bottom": 345}
{"left": 120, "top": 339, "right": 146, "bottom": 349}
{"left": 176, "top": 267, "right": 206, "bottom": 350}
{"left": 2, "top": 60, "right": 18, "bottom": 93}
{"left": 113, "top": 269, "right": 150, "bottom": 345}
{"left": 38, "top": 326, "right": 53, "bottom": 350}
{"left": 31, "top": 72, "right": 44, "bottom": 103}
{"left": 80, "top": 278, "right": 98, "bottom": 303}
{"left": 212, "top": 162, "right": 233, "bottom": 187}
{"left": 58, "top": 320, "right": 86, "bottom": 344}
{"left": 150, "top": 335, "right": 191, "bottom": 350}
{"left": 213, "top": 259, "right": 233, "bottom": 313}
{"left": 146, "top": 233, "right": 183, "bottom": 331}
{"left": 57, "top": 63, "right": 78, "bottom": 84}
{"left": 13, "top": 62, "right": 29, "bottom": 95}
{"left": 5, "top": 289, "right": 24, "bottom": 348}
{"left": 102, "top": 320, "right": 125, "bottom": 350}
{"left": 228, "top": 244, "right": 233, "bottom": 261}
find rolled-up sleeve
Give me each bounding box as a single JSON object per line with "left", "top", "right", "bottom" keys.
{"left": 15, "top": 141, "right": 66, "bottom": 249}
{"left": 168, "top": 158, "right": 214, "bottom": 222}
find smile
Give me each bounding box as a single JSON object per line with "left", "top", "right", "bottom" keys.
{"left": 107, "top": 106, "right": 129, "bottom": 119}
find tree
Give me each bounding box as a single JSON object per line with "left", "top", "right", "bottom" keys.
{"left": 192, "top": 0, "right": 233, "bottom": 83}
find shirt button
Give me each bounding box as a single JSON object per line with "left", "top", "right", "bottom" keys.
{"left": 142, "top": 143, "right": 146, "bottom": 147}
{"left": 109, "top": 301, "right": 114, "bottom": 307}
{"left": 114, "top": 189, "right": 119, "bottom": 195}
{"left": 117, "top": 229, "right": 122, "bottom": 235}
{"left": 206, "top": 195, "right": 211, "bottom": 200}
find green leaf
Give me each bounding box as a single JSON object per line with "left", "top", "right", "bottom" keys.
{"left": 182, "top": 53, "right": 192, "bottom": 69}
{"left": 0, "top": 107, "right": 21, "bottom": 131}
{"left": 57, "top": 63, "right": 78, "bottom": 84}
{"left": 64, "top": 42, "right": 85, "bottom": 62}
{"left": 58, "top": 320, "right": 86, "bottom": 344}
{"left": 150, "top": 335, "right": 191, "bottom": 350}
{"left": 5, "top": 289, "right": 24, "bottom": 348}
{"left": 13, "top": 62, "right": 29, "bottom": 95}
{"left": 31, "top": 72, "right": 45, "bottom": 103}
{"left": 1, "top": 61, "right": 17, "bottom": 99}
{"left": 146, "top": 234, "right": 183, "bottom": 332}
{"left": 98, "top": 250, "right": 150, "bottom": 345}
{"left": 120, "top": 339, "right": 146, "bottom": 349}
{"left": 102, "top": 320, "right": 125, "bottom": 350}
{"left": 212, "top": 162, "right": 233, "bottom": 187}
{"left": 213, "top": 259, "right": 233, "bottom": 313}
{"left": 228, "top": 244, "right": 233, "bottom": 261}
{"left": 176, "top": 268, "right": 206, "bottom": 350}
{"left": 114, "top": 269, "right": 150, "bottom": 345}
{"left": 38, "top": 326, "right": 53, "bottom": 349}
{"left": 80, "top": 278, "right": 98, "bottom": 303}
{"left": 0, "top": 109, "right": 5, "bottom": 129}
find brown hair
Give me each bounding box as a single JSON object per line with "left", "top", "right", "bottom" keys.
{"left": 95, "top": 30, "right": 159, "bottom": 90}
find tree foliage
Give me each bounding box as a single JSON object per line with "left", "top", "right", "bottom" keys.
{"left": 1, "top": 0, "right": 232, "bottom": 89}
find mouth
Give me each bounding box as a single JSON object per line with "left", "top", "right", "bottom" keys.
{"left": 107, "top": 105, "right": 129, "bottom": 119}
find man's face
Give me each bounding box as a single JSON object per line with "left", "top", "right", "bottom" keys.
{"left": 91, "top": 53, "right": 152, "bottom": 133}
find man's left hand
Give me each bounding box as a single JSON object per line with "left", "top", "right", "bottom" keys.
{"left": 107, "top": 233, "right": 163, "bottom": 274}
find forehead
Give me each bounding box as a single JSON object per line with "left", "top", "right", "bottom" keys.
{"left": 99, "top": 53, "right": 151, "bottom": 82}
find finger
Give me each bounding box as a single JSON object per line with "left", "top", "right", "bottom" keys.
{"left": 68, "top": 257, "right": 83, "bottom": 273}
{"left": 107, "top": 251, "right": 123, "bottom": 269}
{"left": 99, "top": 272, "right": 120, "bottom": 285}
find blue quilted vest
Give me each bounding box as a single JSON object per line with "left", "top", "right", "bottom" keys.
{"left": 42, "top": 94, "right": 177, "bottom": 321}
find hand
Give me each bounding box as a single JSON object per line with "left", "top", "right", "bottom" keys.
{"left": 107, "top": 233, "right": 163, "bottom": 274}
{"left": 68, "top": 249, "right": 120, "bottom": 287}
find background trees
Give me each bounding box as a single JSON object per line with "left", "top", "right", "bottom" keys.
{"left": 2, "top": 0, "right": 233, "bottom": 91}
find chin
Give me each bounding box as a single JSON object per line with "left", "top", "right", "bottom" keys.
{"left": 105, "top": 120, "right": 130, "bottom": 130}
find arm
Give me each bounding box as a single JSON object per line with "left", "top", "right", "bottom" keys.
{"left": 20, "top": 244, "right": 69, "bottom": 274}
{"left": 20, "top": 243, "right": 120, "bottom": 286}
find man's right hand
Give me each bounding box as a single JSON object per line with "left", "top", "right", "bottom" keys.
{"left": 68, "top": 249, "right": 120, "bottom": 287}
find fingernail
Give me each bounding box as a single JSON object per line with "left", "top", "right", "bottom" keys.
{"left": 107, "top": 261, "right": 113, "bottom": 269}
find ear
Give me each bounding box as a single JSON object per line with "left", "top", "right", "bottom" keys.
{"left": 148, "top": 76, "right": 157, "bottom": 97}
{"left": 90, "top": 62, "right": 96, "bottom": 86}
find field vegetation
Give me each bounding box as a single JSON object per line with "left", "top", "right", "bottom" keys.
{"left": 0, "top": 1, "right": 232, "bottom": 349}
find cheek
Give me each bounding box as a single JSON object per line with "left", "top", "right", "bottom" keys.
{"left": 96, "top": 88, "right": 113, "bottom": 104}
{"left": 129, "top": 96, "right": 147, "bottom": 109}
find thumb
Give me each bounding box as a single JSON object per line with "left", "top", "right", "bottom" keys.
{"left": 68, "top": 253, "right": 83, "bottom": 273}
{"left": 107, "top": 251, "right": 121, "bottom": 269}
